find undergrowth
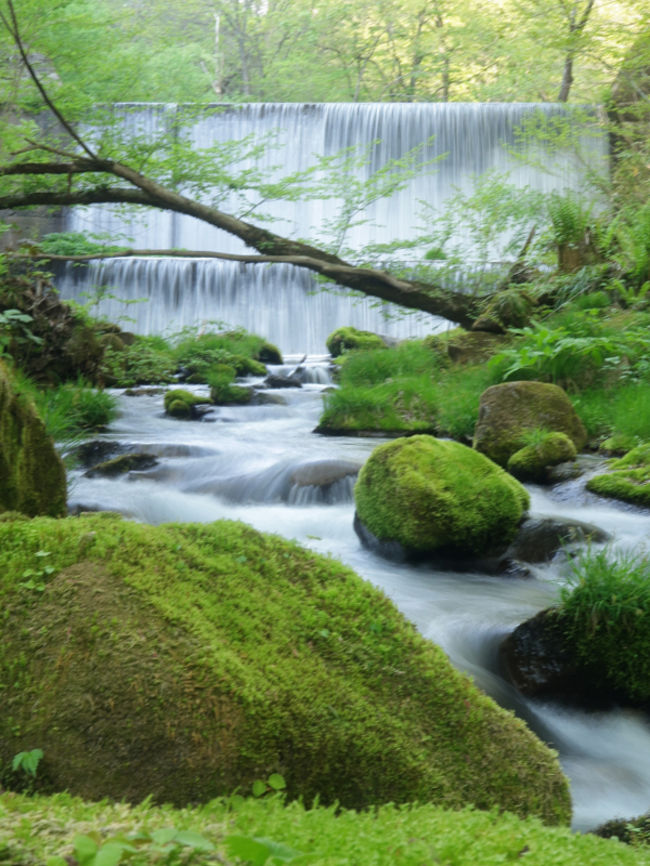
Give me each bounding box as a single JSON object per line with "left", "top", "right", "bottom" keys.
{"left": 558, "top": 547, "right": 650, "bottom": 701}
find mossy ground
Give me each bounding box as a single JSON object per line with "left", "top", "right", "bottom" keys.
{"left": 1, "top": 791, "right": 647, "bottom": 866}
{"left": 587, "top": 444, "right": 650, "bottom": 506}
{"left": 0, "top": 514, "right": 568, "bottom": 823}
{"left": 354, "top": 436, "right": 529, "bottom": 556}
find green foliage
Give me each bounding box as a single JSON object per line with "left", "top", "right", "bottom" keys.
{"left": 18, "top": 377, "right": 118, "bottom": 442}
{"left": 558, "top": 547, "right": 650, "bottom": 701}
{"left": 101, "top": 336, "right": 176, "bottom": 387}
{"left": 571, "top": 381, "right": 650, "bottom": 447}
{"left": 319, "top": 340, "right": 494, "bottom": 440}
{"left": 38, "top": 232, "right": 128, "bottom": 257}
{"left": 12, "top": 748, "right": 43, "bottom": 778}
{"left": 489, "top": 316, "right": 650, "bottom": 390}
{"left": 546, "top": 190, "right": 593, "bottom": 247}
{"left": 0, "top": 308, "right": 42, "bottom": 356}
{"left": 8, "top": 791, "right": 649, "bottom": 866}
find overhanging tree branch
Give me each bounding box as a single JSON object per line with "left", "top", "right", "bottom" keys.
{"left": 0, "top": 0, "right": 488, "bottom": 330}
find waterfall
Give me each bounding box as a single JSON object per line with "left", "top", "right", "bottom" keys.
{"left": 55, "top": 102, "right": 607, "bottom": 354}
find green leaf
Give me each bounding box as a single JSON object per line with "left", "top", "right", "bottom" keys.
{"left": 150, "top": 827, "right": 177, "bottom": 845}
{"left": 73, "top": 835, "right": 99, "bottom": 866}
{"left": 94, "top": 842, "right": 128, "bottom": 866}
{"left": 252, "top": 779, "right": 268, "bottom": 797}
{"left": 226, "top": 835, "right": 271, "bottom": 865}
{"left": 173, "top": 830, "right": 215, "bottom": 851}
{"left": 267, "top": 772, "right": 286, "bottom": 791}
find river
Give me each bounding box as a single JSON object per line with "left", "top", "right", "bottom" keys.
{"left": 66, "top": 358, "right": 650, "bottom": 833}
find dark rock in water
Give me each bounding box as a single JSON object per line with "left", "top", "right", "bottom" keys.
{"left": 124, "top": 387, "right": 166, "bottom": 397}
{"left": 74, "top": 440, "right": 127, "bottom": 470}
{"left": 291, "top": 459, "right": 360, "bottom": 488}
{"left": 353, "top": 512, "right": 411, "bottom": 562}
{"left": 499, "top": 608, "right": 582, "bottom": 700}
{"left": 499, "top": 607, "right": 634, "bottom": 709}
{"left": 251, "top": 391, "right": 287, "bottom": 406}
{"left": 84, "top": 453, "right": 159, "bottom": 478}
{"left": 263, "top": 374, "right": 302, "bottom": 389}
{"left": 504, "top": 516, "right": 610, "bottom": 564}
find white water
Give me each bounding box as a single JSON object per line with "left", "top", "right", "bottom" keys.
{"left": 68, "top": 367, "right": 650, "bottom": 832}
{"left": 55, "top": 102, "right": 606, "bottom": 354}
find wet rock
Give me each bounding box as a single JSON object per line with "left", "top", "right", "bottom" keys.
{"left": 504, "top": 516, "right": 610, "bottom": 564}
{"left": 263, "top": 374, "right": 302, "bottom": 389}
{"left": 499, "top": 608, "right": 583, "bottom": 699}
{"left": 291, "top": 459, "right": 360, "bottom": 487}
{"left": 473, "top": 381, "right": 587, "bottom": 467}
{"left": 74, "top": 440, "right": 127, "bottom": 470}
{"left": 84, "top": 453, "right": 159, "bottom": 478}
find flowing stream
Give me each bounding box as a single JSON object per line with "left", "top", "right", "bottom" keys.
{"left": 68, "top": 361, "right": 650, "bottom": 833}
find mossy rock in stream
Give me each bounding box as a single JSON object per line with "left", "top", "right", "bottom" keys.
{"left": 355, "top": 436, "right": 530, "bottom": 559}
{"left": 586, "top": 444, "right": 650, "bottom": 507}
{"left": 473, "top": 381, "right": 587, "bottom": 467}
{"left": 0, "top": 514, "right": 569, "bottom": 824}
{"left": 0, "top": 360, "right": 66, "bottom": 517}
{"left": 326, "top": 327, "right": 387, "bottom": 357}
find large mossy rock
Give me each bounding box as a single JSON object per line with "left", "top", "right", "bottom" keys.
{"left": 0, "top": 514, "right": 569, "bottom": 824}
{"left": 473, "top": 381, "right": 587, "bottom": 467}
{"left": 586, "top": 444, "right": 650, "bottom": 507}
{"left": 0, "top": 361, "right": 66, "bottom": 517}
{"left": 354, "top": 436, "right": 529, "bottom": 558}
{"left": 326, "top": 326, "right": 387, "bottom": 357}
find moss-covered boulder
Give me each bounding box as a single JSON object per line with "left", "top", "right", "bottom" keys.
{"left": 586, "top": 444, "right": 650, "bottom": 506}
{"left": 0, "top": 361, "right": 66, "bottom": 517}
{"left": 0, "top": 514, "right": 569, "bottom": 823}
{"left": 326, "top": 327, "right": 387, "bottom": 357}
{"left": 354, "top": 436, "right": 529, "bottom": 559}
{"left": 473, "top": 381, "right": 587, "bottom": 467}
{"left": 163, "top": 389, "right": 211, "bottom": 419}
{"left": 507, "top": 432, "right": 577, "bottom": 483}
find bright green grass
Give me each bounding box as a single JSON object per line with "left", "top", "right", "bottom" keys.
{"left": 1, "top": 791, "right": 649, "bottom": 866}
{"left": 558, "top": 547, "right": 650, "bottom": 701}
{"left": 571, "top": 381, "right": 650, "bottom": 446}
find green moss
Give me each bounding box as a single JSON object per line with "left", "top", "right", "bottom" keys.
{"left": 163, "top": 388, "right": 210, "bottom": 418}
{"left": 0, "top": 361, "right": 66, "bottom": 517}
{"left": 0, "top": 514, "right": 567, "bottom": 823}
{"left": 507, "top": 432, "right": 577, "bottom": 482}
{"left": 474, "top": 381, "right": 587, "bottom": 467}
{"left": 326, "top": 327, "right": 386, "bottom": 357}
{"left": 558, "top": 547, "right": 650, "bottom": 702}
{"left": 2, "top": 792, "right": 646, "bottom": 866}
{"left": 354, "top": 436, "right": 529, "bottom": 556}
{"left": 587, "top": 443, "right": 650, "bottom": 506}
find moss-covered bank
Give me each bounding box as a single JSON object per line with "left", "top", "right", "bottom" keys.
{"left": 0, "top": 360, "right": 66, "bottom": 517}
{"left": 2, "top": 791, "right": 647, "bottom": 866}
{"left": 0, "top": 514, "right": 568, "bottom": 823}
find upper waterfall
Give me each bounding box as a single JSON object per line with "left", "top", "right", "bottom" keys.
{"left": 57, "top": 102, "right": 607, "bottom": 354}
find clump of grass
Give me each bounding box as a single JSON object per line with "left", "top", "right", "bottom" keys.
{"left": 558, "top": 547, "right": 650, "bottom": 701}
{"left": 571, "top": 381, "right": 650, "bottom": 447}
{"left": 14, "top": 374, "right": 117, "bottom": 441}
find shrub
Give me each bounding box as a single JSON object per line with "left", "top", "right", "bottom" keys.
{"left": 558, "top": 547, "right": 650, "bottom": 701}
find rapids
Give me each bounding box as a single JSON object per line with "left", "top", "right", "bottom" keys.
{"left": 67, "top": 361, "right": 650, "bottom": 832}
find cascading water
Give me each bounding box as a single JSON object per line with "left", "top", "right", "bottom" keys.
{"left": 54, "top": 102, "right": 606, "bottom": 354}
{"left": 68, "top": 367, "right": 650, "bottom": 832}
